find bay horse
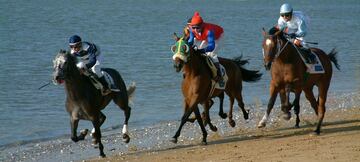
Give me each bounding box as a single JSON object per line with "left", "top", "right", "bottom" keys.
{"left": 52, "top": 50, "right": 136, "bottom": 157}
{"left": 171, "top": 34, "right": 261, "bottom": 144}
{"left": 258, "top": 27, "right": 340, "bottom": 134}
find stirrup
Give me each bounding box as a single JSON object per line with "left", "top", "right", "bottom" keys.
{"left": 101, "top": 88, "right": 112, "bottom": 96}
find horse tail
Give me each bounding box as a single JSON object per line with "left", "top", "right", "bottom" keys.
{"left": 232, "top": 56, "right": 262, "bottom": 82}
{"left": 327, "top": 48, "right": 340, "bottom": 71}
{"left": 127, "top": 82, "right": 136, "bottom": 104}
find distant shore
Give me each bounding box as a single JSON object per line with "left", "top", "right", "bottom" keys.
{"left": 89, "top": 107, "right": 360, "bottom": 162}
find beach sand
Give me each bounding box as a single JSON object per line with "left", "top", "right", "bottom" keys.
{"left": 88, "top": 107, "right": 360, "bottom": 162}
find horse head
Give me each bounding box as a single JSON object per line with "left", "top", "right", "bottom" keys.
{"left": 261, "top": 27, "right": 283, "bottom": 70}
{"left": 171, "top": 33, "right": 190, "bottom": 72}
{"left": 52, "top": 49, "right": 78, "bottom": 85}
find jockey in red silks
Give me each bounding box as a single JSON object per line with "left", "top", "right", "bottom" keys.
{"left": 187, "top": 11, "right": 225, "bottom": 84}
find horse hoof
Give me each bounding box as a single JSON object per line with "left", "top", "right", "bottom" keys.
{"left": 99, "top": 153, "right": 106, "bottom": 158}
{"left": 122, "top": 134, "right": 130, "bottom": 143}
{"left": 229, "top": 120, "right": 236, "bottom": 127}
{"left": 282, "top": 112, "right": 291, "bottom": 121}
{"left": 294, "top": 125, "right": 300, "bottom": 128}
{"left": 170, "top": 138, "right": 178, "bottom": 144}
{"left": 92, "top": 139, "right": 99, "bottom": 146}
{"left": 210, "top": 126, "right": 218, "bottom": 132}
{"left": 219, "top": 113, "right": 227, "bottom": 119}
{"left": 71, "top": 136, "right": 79, "bottom": 143}
{"left": 257, "top": 122, "right": 266, "bottom": 128}
{"left": 201, "top": 141, "right": 207, "bottom": 145}
{"left": 313, "top": 130, "right": 321, "bottom": 135}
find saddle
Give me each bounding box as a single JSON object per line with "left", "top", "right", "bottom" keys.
{"left": 203, "top": 56, "right": 228, "bottom": 89}
{"left": 85, "top": 70, "right": 120, "bottom": 95}
{"left": 294, "top": 47, "right": 325, "bottom": 74}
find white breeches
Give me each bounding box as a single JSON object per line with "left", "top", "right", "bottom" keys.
{"left": 91, "top": 55, "right": 103, "bottom": 78}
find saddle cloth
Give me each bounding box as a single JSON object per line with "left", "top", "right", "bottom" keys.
{"left": 204, "top": 56, "right": 228, "bottom": 89}
{"left": 296, "top": 49, "right": 325, "bottom": 74}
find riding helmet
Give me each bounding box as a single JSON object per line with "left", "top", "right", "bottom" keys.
{"left": 69, "top": 35, "right": 82, "bottom": 46}
{"left": 280, "top": 3, "right": 293, "bottom": 14}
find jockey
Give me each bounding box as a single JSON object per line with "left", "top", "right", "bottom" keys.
{"left": 277, "top": 3, "right": 316, "bottom": 64}
{"left": 68, "top": 35, "right": 118, "bottom": 94}
{"left": 187, "top": 11, "right": 225, "bottom": 84}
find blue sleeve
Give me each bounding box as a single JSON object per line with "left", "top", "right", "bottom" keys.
{"left": 85, "top": 44, "right": 97, "bottom": 69}
{"left": 205, "top": 30, "right": 215, "bottom": 52}
{"left": 187, "top": 31, "right": 194, "bottom": 46}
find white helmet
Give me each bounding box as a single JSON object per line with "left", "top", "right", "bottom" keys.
{"left": 280, "top": 3, "right": 293, "bottom": 14}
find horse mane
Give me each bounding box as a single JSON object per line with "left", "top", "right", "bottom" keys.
{"left": 268, "top": 26, "right": 279, "bottom": 35}
{"left": 268, "top": 27, "right": 288, "bottom": 43}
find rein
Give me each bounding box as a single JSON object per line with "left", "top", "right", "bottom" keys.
{"left": 274, "top": 37, "right": 289, "bottom": 58}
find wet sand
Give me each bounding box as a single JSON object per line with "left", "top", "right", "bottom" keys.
{"left": 89, "top": 108, "right": 360, "bottom": 162}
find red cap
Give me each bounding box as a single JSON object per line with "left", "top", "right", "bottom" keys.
{"left": 190, "top": 11, "right": 203, "bottom": 26}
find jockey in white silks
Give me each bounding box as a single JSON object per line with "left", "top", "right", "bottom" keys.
{"left": 277, "top": 3, "right": 316, "bottom": 64}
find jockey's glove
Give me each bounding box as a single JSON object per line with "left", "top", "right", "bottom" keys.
{"left": 193, "top": 45, "right": 205, "bottom": 53}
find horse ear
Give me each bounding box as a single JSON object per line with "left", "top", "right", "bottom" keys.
{"left": 173, "top": 32, "right": 180, "bottom": 41}
{"left": 59, "top": 49, "right": 67, "bottom": 54}
{"left": 171, "top": 45, "right": 177, "bottom": 53}
{"left": 262, "top": 28, "right": 267, "bottom": 37}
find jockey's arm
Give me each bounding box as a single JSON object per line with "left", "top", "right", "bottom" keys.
{"left": 295, "top": 19, "right": 307, "bottom": 37}
{"left": 187, "top": 31, "right": 195, "bottom": 46}
{"left": 85, "top": 43, "right": 97, "bottom": 69}
{"left": 205, "top": 30, "right": 215, "bottom": 52}
{"left": 277, "top": 17, "right": 287, "bottom": 31}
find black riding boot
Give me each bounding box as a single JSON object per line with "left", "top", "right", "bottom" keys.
{"left": 300, "top": 47, "right": 316, "bottom": 64}
{"left": 98, "top": 76, "right": 111, "bottom": 94}
{"left": 214, "top": 62, "right": 224, "bottom": 87}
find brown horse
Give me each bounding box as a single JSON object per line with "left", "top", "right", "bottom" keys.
{"left": 170, "top": 34, "right": 261, "bottom": 144}
{"left": 258, "top": 27, "right": 340, "bottom": 134}
{"left": 52, "top": 50, "right": 136, "bottom": 157}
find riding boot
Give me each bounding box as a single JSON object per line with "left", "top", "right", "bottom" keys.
{"left": 214, "top": 62, "right": 224, "bottom": 87}
{"left": 98, "top": 76, "right": 111, "bottom": 95}
{"left": 300, "top": 47, "right": 316, "bottom": 64}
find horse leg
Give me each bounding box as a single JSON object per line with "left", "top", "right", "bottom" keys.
{"left": 235, "top": 92, "right": 249, "bottom": 120}
{"left": 228, "top": 96, "right": 236, "bottom": 127}
{"left": 92, "top": 119, "right": 105, "bottom": 157}
{"left": 293, "top": 91, "right": 302, "bottom": 128}
{"left": 258, "top": 84, "right": 278, "bottom": 128}
{"left": 113, "top": 96, "right": 132, "bottom": 143}
{"left": 280, "top": 87, "right": 291, "bottom": 121}
{"left": 121, "top": 105, "right": 131, "bottom": 143}
{"left": 304, "top": 86, "right": 318, "bottom": 115}
{"left": 194, "top": 105, "right": 208, "bottom": 145}
{"left": 203, "top": 99, "right": 218, "bottom": 132}
{"left": 314, "top": 83, "right": 330, "bottom": 135}
{"left": 91, "top": 112, "right": 106, "bottom": 145}
{"left": 171, "top": 104, "right": 193, "bottom": 144}
{"left": 218, "top": 93, "right": 227, "bottom": 119}
{"left": 70, "top": 117, "right": 80, "bottom": 142}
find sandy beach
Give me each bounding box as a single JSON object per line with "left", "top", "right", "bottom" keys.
{"left": 88, "top": 107, "right": 360, "bottom": 162}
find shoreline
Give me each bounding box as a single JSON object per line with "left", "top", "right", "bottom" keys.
{"left": 89, "top": 107, "right": 360, "bottom": 162}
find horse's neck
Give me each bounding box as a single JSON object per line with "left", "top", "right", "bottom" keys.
{"left": 183, "top": 52, "right": 207, "bottom": 76}
{"left": 64, "top": 72, "right": 92, "bottom": 99}
{"left": 276, "top": 40, "right": 303, "bottom": 64}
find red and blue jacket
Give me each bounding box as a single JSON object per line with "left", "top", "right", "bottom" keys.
{"left": 188, "top": 23, "right": 224, "bottom": 52}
